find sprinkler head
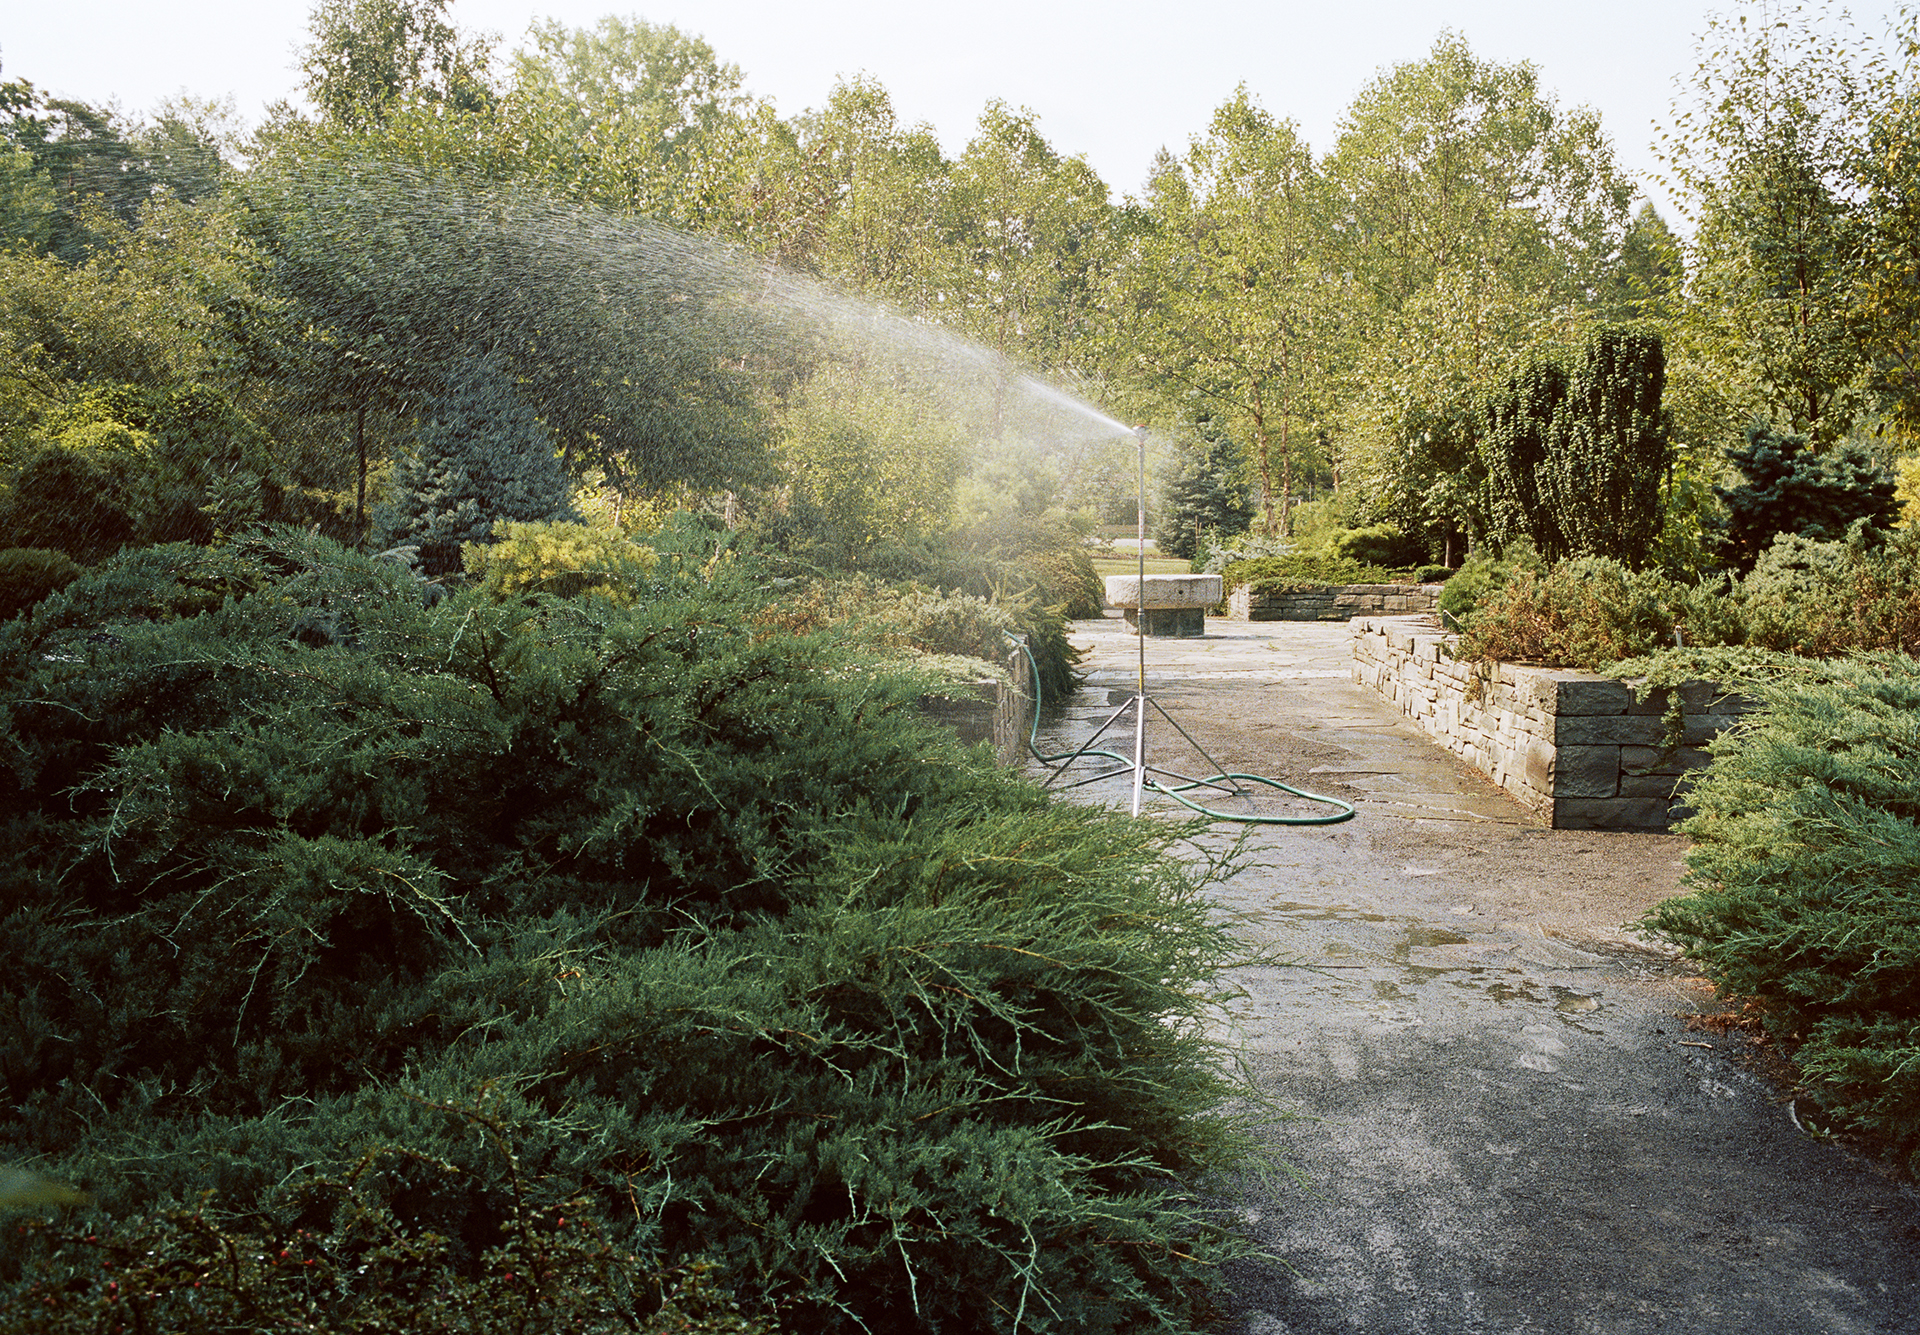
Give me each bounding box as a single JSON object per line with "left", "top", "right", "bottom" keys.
{"left": 1132, "top": 424, "right": 1149, "bottom": 444}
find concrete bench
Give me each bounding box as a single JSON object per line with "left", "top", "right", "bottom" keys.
{"left": 1102, "top": 574, "right": 1222, "bottom": 637}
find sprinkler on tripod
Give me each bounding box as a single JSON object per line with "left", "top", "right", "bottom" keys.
{"left": 1027, "top": 422, "right": 1356, "bottom": 826}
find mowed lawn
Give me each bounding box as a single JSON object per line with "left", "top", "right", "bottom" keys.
{"left": 1090, "top": 554, "right": 1193, "bottom": 577}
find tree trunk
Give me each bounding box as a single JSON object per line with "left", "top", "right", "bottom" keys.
{"left": 1278, "top": 413, "right": 1293, "bottom": 538}
{"left": 1250, "top": 386, "right": 1276, "bottom": 536}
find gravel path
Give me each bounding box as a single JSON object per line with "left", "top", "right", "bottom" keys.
{"left": 1032, "top": 617, "right": 1920, "bottom": 1335}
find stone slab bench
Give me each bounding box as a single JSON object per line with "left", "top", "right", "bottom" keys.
{"left": 1103, "top": 574, "right": 1223, "bottom": 637}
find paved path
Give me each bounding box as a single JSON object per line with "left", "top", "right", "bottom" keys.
{"left": 1032, "top": 618, "right": 1920, "bottom": 1335}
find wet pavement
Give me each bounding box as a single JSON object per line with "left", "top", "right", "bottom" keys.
{"left": 1030, "top": 617, "right": 1920, "bottom": 1335}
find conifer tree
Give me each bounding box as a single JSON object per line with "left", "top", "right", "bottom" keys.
{"left": 371, "top": 359, "right": 578, "bottom": 572}
{"left": 1477, "top": 357, "right": 1566, "bottom": 557}
{"left": 1539, "top": 324, "right": 1670, "bottom": 564}
{"left": 1476, "top": 325, "right": 1670, "bottom": 564}
{"left": 1154, "top": 423, "right": 1255, "bottom": 560}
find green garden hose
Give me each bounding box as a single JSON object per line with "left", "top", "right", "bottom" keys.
{"left": 1012, "top": 635, "right": 1356, "bottom": 826}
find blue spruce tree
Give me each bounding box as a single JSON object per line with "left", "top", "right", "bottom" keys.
{"left": 373, "top": 359, "right": 579, "bottom": 573}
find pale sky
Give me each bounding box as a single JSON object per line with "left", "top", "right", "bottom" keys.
{"left": 1, "top": 0, "right": 1907, "bottom": 224}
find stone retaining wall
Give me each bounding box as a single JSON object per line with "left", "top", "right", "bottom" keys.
{"left": 1231, "top": 582, "right": 1443, "bottom": 621}
{"left": 916, "top": 636, "right": 1035, "bottom": 766}
{"left": 1350, "top": 616, "right": 1744, "bottom": 830}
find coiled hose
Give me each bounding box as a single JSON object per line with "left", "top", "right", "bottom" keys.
{"left": 1011, "top": 635, "right": 1356, "bottom": 826}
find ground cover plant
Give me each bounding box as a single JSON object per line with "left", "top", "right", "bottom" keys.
{"left": 1626, "top": 651, "right": 1920, "bottom": 1174}
{"left": 1218, "top": 554, "right": 1439, "bottom": 600}
{"left": 1450, "top": 525, "right": 1920, "bottom": 670}
{"left": 0, "top": 528, "right": 1256, "bottom": 1333}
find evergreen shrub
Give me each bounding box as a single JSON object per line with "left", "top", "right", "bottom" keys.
{"left": 1742, "top": 524, "right": 1920, "bottom": 657}
{"left": 1454, "top": 557, "right": 1680, "bottom": 669}
{"left": 0, "top": 529, "right": 1249, "bottom": 1333}
{"left": 1327, "top": 523, "right": 1426, "bottom": 570}
{"left": 1219, "top": 554, "right": 1413, "bottom": 599}
{"left": 0, "top": 548, "right": 83, "bottom": 621}
{"left": 1642, "top": 652, "right": 1920, "bottom": 1172}
{"left": 463, "top": 519, "right": 657, "bottom": 601}
{"left": 0, "top": 447, "right": 137, "bottom": 563}
{"left": 372, "top": 361, "right": 580, "bottom": 575}
{"left": 1716, "top": 425, "right": 1899, "bottom": 572}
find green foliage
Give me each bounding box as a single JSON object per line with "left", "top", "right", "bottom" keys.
{"left": 372, "top": 361, "right": 581, "bottom": 574}
{"left": 1436, "top": 542, "right": 1545, "bottom": 624}
{"left": 1664, "top": 3, "right": 1875, "bottom": 442}
{"left": 0, "top": 447, "right": 136, "bottom": 563}
{"left": 0, "top": 530, "right": 1247, "bottom": 1332}
{"left": 1643, "top": 652, "right": 1920, "bottom": 1172}
{"left": 300, "top": 0, "right": 497, "bottom": 133}
{"left": 0, "top": 549, "right": 83, "bottom": 621}
{"left": 1219, "top": 553, "right": 1412, "bottom": 597}
{"left": 1327, "top": 522, "right": 1426, "bottom": 570}
{"left": 1716, "top": 423, "right": 1899, "bottom": 571}
{"left": 1154, "top": 425, "right": 1254, "bottom": 562}
{"left": 463, "top": 519, "right": 658, "bottom": 601}
{"left": 1477, "top": 325, "right": 1671, "bottom": 563}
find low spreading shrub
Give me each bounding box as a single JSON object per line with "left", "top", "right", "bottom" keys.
{"left": 1436, "top": 542, "right": 1546, "bottom": 625}
{"left": 1327, "top": 522, "right": 1428, "bottom": 570}
{"left": 1742, "top": 524, "right": 1920, "bottom": 657}
{"left": 1640, "top": 652, "right": 1920, "bottom": 1173}
{"left": 759, "top": 575, "right": 1082, "bottom": 708}
{"left": 0, "top": 548, "right": 84, "bottom": 621}
{"left": 1455, "top": 526, "right": 1920, "bottom": 672}
{"left": 1455, "top": 557, "right": 1680, "bottom": 669}
{"left": 1218, "top": 554, "right": 1411, "bottom": 598}
{"left": 0, "top": 529, "right": 1247, "bottom": 1333}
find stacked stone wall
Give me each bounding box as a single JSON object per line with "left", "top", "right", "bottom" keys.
{"left": 1350, "top": 616, "right": 1744, "bottom": 830}
{"left": 916, "top": 636, "right": 1036, "bottom": 767}
{"left": 1230, "top": 583, "right": 1443, "bottom": 621}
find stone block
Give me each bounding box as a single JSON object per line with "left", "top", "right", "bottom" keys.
{"left": 1551, "top": 675, "right": 1632, "bottom": 715}
{"left": 1553, "top": 797, "right": 1676, "bottom": 831}
{"left": 1623, "top": 684, "right": 1670, "bottom": 716}
{"left": 1524, "top": 739, "right": 1555, "bottom": 793}
{"left": 1554, "top": 714, "right": 1669, "bottom": 746}
{"left": 1619, "top": 773, "right": 1682, "bottom": 799}
{"left": 1124, "top": 606, "right": 1207, "bottom": 637}
{"left": 1551, "top": 745, "right": 1620, "bottom": 798}
{"left": 1105, "top": 573, "right": 1222, "bottom": 610}
{"left": 1682, "top": 713, "right": 1745, "bottom": 745}
{"left": 1620, "top": 744, "right": 1713, "bottom": 776}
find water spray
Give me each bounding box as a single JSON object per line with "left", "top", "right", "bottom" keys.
{"left": 1025, "top": 423, "right": 1355, "bottom": 827}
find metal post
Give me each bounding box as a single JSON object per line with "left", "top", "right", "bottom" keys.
{"left": 1132, "top": 424, "right": 1148, "bottom": 816}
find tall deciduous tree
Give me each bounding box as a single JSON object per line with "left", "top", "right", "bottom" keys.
{"left": 1327, "top": 34, "right": 1632, "bottom": 547}
{"left": 1662, "top": 1, "right": 1875, "bottom": 443}
{"left": 503, "top": 16, "right": 754, "bottom": 226}
{"left": 803, "top": 77, "right": 954, "bottom": 309}
{"left": 299, "top": 0, "right": 496, "bottom": 133}
{"left": 941, "top": 103, "right": 1112, "bottom": 426}
{"left": 1115, "top": 89, "right": 1330, "bottom": 534}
